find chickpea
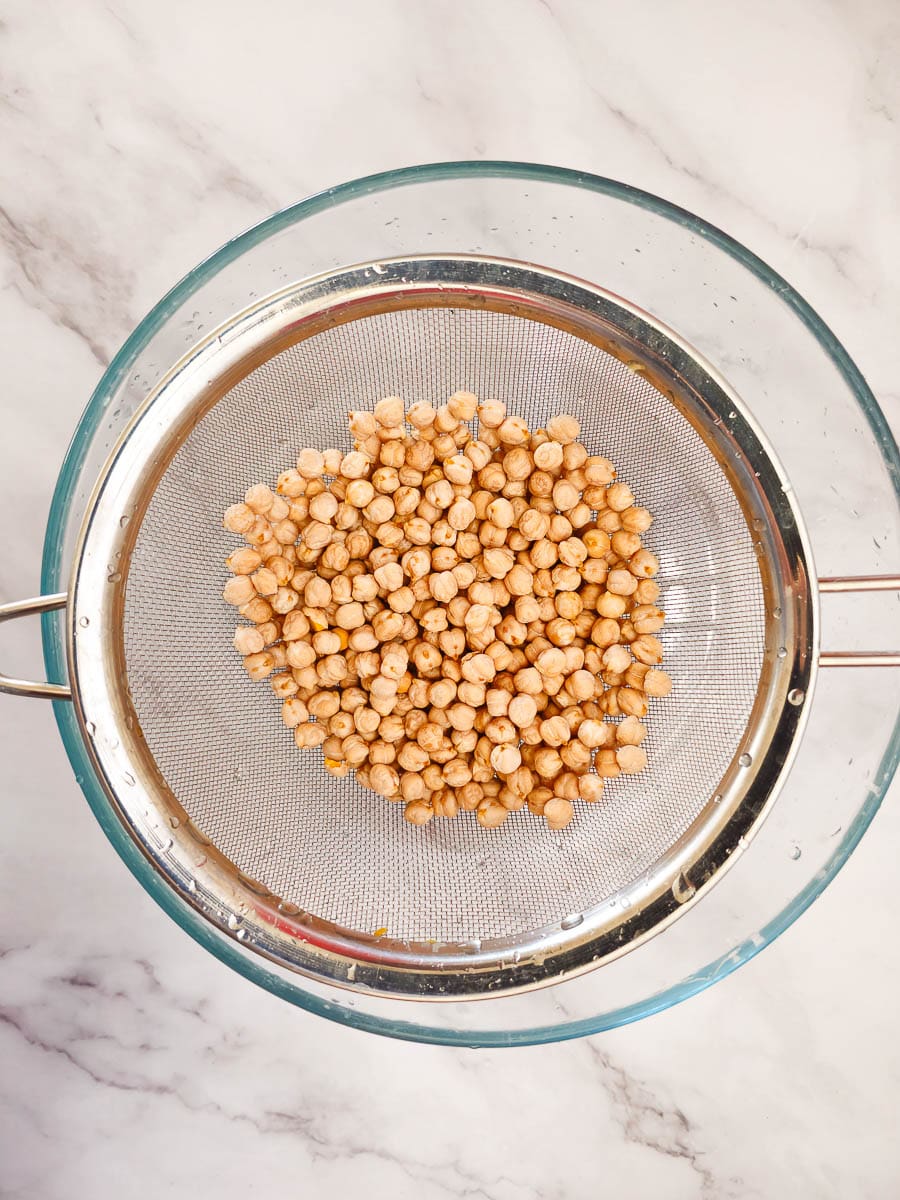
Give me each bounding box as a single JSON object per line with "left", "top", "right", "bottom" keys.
{"left": 544, "top": 796, "right": 574, "bottom": 829}
{"left": 539, "top": 716, "right": 570, "bottom": 747}
{"left": 293, "top": 722, "right": 327, "bottom": 749}
{"left": 579, "top": 774, "right": 605, "bottom": 802}
{"left": 402, "top": 797, "right": 434, "bottom": 825}
{"left": 396, "top": 741, "right": 430, "bottom": 772}
{"left": 605, "top": 569, "right": 637, "bottom": 597}
{"left": 503, "top": 447, "right": 533, "bottom": 480}
{"left": 234, "top": 625, "right": 265, "bottom": 656}
{"left": 567, "top": 670, "right": 596, "bottom": 703}
{"left": 227, "top": 547, "right": 263, "bottom": 576}
{"left": 545, "top": 618, "right": 576, "bottom": 647}
{"left": 483, "top": 717, "right": 516, "bottom": 747}
{"left": 223, "top": 575, "right": 256, "bottom": 607}
{"left": 496, "top": 415, "right": 529, "bottom": 445}
{"left": 404, "top": 400, "right": 434, "bottom": 430}
{"left": 630, "top": 635, "right": 664, "bottom": 666}
{"left": 621, "top": 506, "right": 653, "bottom": 534}
{"left": 644, "top": 669, "right": 672, "bottom": 697}
{"left": 617, "top": 688, "right": 649, "bottom": 718}
{"left": 610, "top": 529, "right": 642, "bottom": 560}
{"left": 602, "top": 643, "right": 632, "bottom": 675}
{"left": 533, "top": 440, "right": 564, "bottom": 471}
{"left": 474, "top": 799, "right": 507, "bottom": 828}
{"left": 596, "top": 591, "right": 629, "bottom": 619}
{"left": 476, "top": 398, "right": 506, "bottom": 427}
{"left": 542, "top": 414, "right": 578, "bottom": 444}
{"left": 512, "top": 595, "right": 539, "bottom": 626}
{"left": 519, "top": 509, "right": 550, "bottom": 542}
{"left": 629, "top": 549, "right": 659, "bottom": 579}
{"left": 551, "top": 480, "right": 580, "bottom": 513}
{"left": 616, "top": 744, "right": 648, "bottom": 775}
{"left": 558, "top": 537, "right": 588, "bottom": 567}
{"left": 306, "top": 491, "right": 337, "bottom": 523}
{"left": 533, "top": 746, "right": 564, "bottom": 779}
{"left": 444, "top": 454, "right": 474, "bottom": 485}
{"left": 490, "top": 744, "right": 522, "bottom": 775}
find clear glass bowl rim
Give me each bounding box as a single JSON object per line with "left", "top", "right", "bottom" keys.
{"left": 39, "top": 160, "right": 900, "bottom": 1046}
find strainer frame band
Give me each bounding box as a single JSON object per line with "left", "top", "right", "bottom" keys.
{"left": 65, "top": 255, "right": 814, "bottom": 1000}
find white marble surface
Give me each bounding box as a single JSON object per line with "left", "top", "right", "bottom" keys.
{"left": 2, "top": 2, "right": 899, "bottom": 1196}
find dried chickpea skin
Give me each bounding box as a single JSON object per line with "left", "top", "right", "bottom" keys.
{"left": 223, "top": 396, "right": 668, "bottom": 830}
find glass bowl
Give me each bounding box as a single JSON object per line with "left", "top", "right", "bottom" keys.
{"left": 40, "top": 162, "right": 900, "bottom": 1046}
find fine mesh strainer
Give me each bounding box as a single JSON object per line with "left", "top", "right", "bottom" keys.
{"left": 3, "top": 252, "right": 897, "bottom": 1002}
{"left": 3, "top": 165, "right": 899, "bottom": 1039}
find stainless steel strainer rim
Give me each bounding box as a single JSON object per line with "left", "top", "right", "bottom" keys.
{"left": 43, "top": 254, "right": 817, "bottom": 1001}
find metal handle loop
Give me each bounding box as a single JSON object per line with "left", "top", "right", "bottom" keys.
{"left": 819, "top": 576, "right": 900, "bottom": 668}
{"left": 0, "top": 594, "right": 72, "bottom": 699}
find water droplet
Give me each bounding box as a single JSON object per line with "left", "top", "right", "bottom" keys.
{"left": 78, "top": 616, "right": 90, "bottom": 628}
{"left": 621, "top": 896, "right": 632, "bottom": 909}
{"left": 728, "top": 410, "right": 736, "bottom": 419}
{"left": 123, "top": 772, "right": 135, "bottom": 786}
{"left": 277, "top": 900, "right": 301, "bottom": 916}
{"left": 236, "top": 928, "right": 249, "bottom": 942}
{"left": 712, "top": 793, "right": 723, "bottom": 804}
{"left": 187, "top": 878, "right": 198, "bottom": 894}
{"left": 347, "top": 963, "right": 357, "bottom": 981}
{"left": 773, "top": 606, "right": 783, "bottom": 618}
{"left": 789, "top": 844, "right": 802, "bottom": 860}
{"left": 227, "top": 913, "right": 242, "bottom": 930}
{"left": 777, "top": 646, "right": 787, "bottom": 659}
{"left": 372, "top": 263, "right": 386, "bottom": 274}
{"left": 561, "top": 912, "right": 584, "bottom": 930}
{"left": 161, "top": 837, "right": 173, "bottom": 852}
{"left": 107, "top": 571, "right": 122, "bottom": 584}
{"left": 739, "top": 752, "right": 752, "bottom": 768}
{"left": 85, "top": 721, "right": 96, "bottom": 736}
{"left": 168, "top": 815, "right": 180, "bottom": 829}
{"left": 788, "top": 688, "right": 805, "bottom": 706}
{"left": 119, "top": 514, "right": 130, "bottom": 528}
{"left": 672, "top": 873, "right": 696, "bottom": 903}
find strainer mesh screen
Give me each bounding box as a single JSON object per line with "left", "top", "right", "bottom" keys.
{"left": 123, "top": 307, "right": 764, "bottom": 942}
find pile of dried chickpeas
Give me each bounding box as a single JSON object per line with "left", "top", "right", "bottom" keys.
{"left": 222, "top": 393, "right": 670, "bottom": 830}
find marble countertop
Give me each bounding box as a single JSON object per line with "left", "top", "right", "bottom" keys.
{"left": 2, "top": 2, "right": 899, "bottom": 1196}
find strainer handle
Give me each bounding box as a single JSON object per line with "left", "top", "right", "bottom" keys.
{"left": 819, "top": 575, "right": 900, "bottom": 668}
{"left": 0, "top": 594, "right": 71, "bottom": 700}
